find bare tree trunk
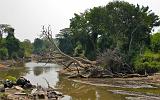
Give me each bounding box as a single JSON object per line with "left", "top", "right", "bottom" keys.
{"left": 41, "top": 26, "right": 96, "bottom": 72}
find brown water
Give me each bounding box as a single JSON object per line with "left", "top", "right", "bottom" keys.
{"left": 0, "top": 62, "right": 160, "bottom": 100}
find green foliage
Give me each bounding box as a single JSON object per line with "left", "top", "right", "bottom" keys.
{"left": 151, "top": 32, "right": 160, "bottom": 52}
{"left": 134, "top": 51, "right": 160, "bottom": 74}
{"left": 56, "top": 1, "right": 160, "bottom": 74}
{"left": 67, "top": 1, "right": 160, "bottom": 61}
{"left": 0, "top": 47, "right": 8, "bottom": 60}
{"left": 21, "top": 39, "right": 33, "bottom": 57}
{"left": 5, "top": 76, "right": 17, "bottom": 84}
{"left": 56, "top": 28, "right": 75, "bottom": 55}
{"left": 0, "top": 24, "right": 27, "bottom": 60}
{"left": 33, "top": 38, "right": 45, "bottom": 54}
{"left": 6, "top": 34, "right": 21, "bottom": 59}
{"left": 74, "top": 42, "right": 84, "bottom": 57}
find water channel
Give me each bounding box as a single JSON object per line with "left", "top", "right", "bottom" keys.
{"left": 0, "top": 62, "right": 160, "bottom": 100}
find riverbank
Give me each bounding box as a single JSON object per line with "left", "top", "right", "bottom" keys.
{"left": 0, "top": 59, "right": 26, "bottom": 69}
{"left": 67, "top": 74, "right": 160, "bottom": 100}
{"left": 71, "top": 75, "right": 160, "bottom": 88}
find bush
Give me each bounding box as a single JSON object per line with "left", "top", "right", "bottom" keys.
{"left": 11, "top": 52, "right": 18, "bottom": 59}
{"left": 151, "top": 33, "right": 160, "bottom": 52}
{"left": 134, "top": 51, "right": 160, "bottom": 75}
{"left": 0, "top": 48, "right": 8, "bottom": 60}
{"left": 5, "top": 76, "right": 17, "bottom": 84}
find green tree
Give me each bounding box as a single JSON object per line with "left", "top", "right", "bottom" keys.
{"left": 134, "top": 50, "right": 160, "bottom": 74}
{"left": 151, "top": 32, "right": 160, "bottom": 52}
{"left": 33, "top": 38, "right": 45, "bottom": 54}
{"left": 69, "top": 1, "right": 160, "bottom": 63}
{"left": 5, "top": 28, "right": 21, "bottom": 59}
{"left": 56, "top": 28, "right": 75, "bottom": 55}
{"left": 21, "top": 39, "right": 33, "bottom": 57}
{"left": 0, "top": 24, "right": 11, "bottom": 39}
{"left": 0, "top": 47, "right": 8, "bottom": 60}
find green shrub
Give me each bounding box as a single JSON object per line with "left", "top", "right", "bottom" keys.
{"left": 0, "top": 48, "right": 8, "bottom": 60}
{"left": 11, "top": 52, "right": 18, "bottom": 59}
{"left": 151, "top": 33, "right": 160, "bottom": 52}
{"left": 134, "top": 51, "right": 160, "bottom": 75}
{"left": 5, "top": 76, "right": 17, "bottom": 84}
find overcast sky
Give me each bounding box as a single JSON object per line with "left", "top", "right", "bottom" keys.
{"left": 0, "top": 0, "right": 160, "bottom": 42}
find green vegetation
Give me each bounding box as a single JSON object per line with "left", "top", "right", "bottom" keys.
{"left": 134, "top": 51, "right": 160, "bottom": 74}
{"left": 5, "top": 76, "right": 17, "bottom": 84}
{"left": 134, "top": 32, "right": 160, "bottom": 74}
{"left": 0, "top": 1, "right": 160, "bottom": 75}
{"left": 0, "top": 24, "right": 33, "bottom": 60}
{"left": 56, "top": 1, "right": 160, "bottom": 74}
{"left": 33, "top": 38, "right": 50, "bottom": 54}
{"left": 151, "top": 32, "right": 160, "bottom": 52}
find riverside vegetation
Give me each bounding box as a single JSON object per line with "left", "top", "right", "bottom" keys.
{"left": 0, "top": 1, "right": 160, "bottom": 100}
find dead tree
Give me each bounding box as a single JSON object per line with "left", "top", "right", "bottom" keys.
{"left": 38, "top": 26, "right": 144, "bottom": 78}
{"left": 40, "top": 25, "right": 97, "bottom": 74}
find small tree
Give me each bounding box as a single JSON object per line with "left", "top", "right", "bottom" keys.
{"left": 0, "top": 47, "right": 8, "bottom": 60}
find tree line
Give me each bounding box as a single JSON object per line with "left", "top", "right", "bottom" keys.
{"left": 0, "top": 24, "right": 48, "bottom": 60}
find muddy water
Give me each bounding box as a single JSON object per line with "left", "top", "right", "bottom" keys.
{"left": 0, "top": 62, "right": 160, "bottom": 100}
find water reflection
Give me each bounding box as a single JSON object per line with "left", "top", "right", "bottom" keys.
{"left": 56, "top": 76, "right": 126, "bottom": 100}
{"left": 33, "top": 67, "right": 43, "bottom": 76}
{"left": 24, "top": 62, "right": 61, "bottom": 87}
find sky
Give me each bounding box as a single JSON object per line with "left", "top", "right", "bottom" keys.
{"left": 0, "top": 0, "right": 160, "bottom": 42}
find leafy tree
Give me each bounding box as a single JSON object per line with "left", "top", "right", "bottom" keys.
{"left": 5, "top": 27, "right": 21, "bottom": 59}
{"left": 134, "top": 50, "right": 160, "bottom": 74}
{"left": 21, "top": 39, "right": 33, "bottom": 57}
{"left": 0, "top": 38, "right": 6, "bottom": 48}
{"left": 56, "top": 28, "right": 75, "bottom": 55}
{"left": 69, "top": 1, "right": 160, "bottom": 63}
{"left": 151, "top": 32, "right": 160, "bottom": 52}
{"left": 0, "top": 24, "right": 27, "bottom": 60}
{"left": 0, "top": 47, "right": 8, "bottom": 60}
{"left": 0, "top": 24, "right": 11, "bottom": 39}
{"left": 33, "top": 38, "right": 45, "bottom": 54}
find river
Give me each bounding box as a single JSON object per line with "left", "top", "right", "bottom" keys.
{"left": 0, "top": 62, "right": 160, "bottom": 100}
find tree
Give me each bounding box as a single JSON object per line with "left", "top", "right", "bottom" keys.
{"left": 151, "top": 32, "right": 160, "bottom": 52}
{"left": 0, "top": 24, "right": 11, "bottom": 39}
{"left": 5, "top": 27, "right": 21, "bottom": 59}
{"left": 0, "top": 24, "right": 25, "bottom": 60}
{"left": 0, "top": 47, "right": 8, "bottom": 60}
{"left": 33, "top": 38, "right": 45, "bottom": 54}
{"left": 56, "top": 28, "right": 75, "bottom": 55}
{"left": 21, "top": 39, "right": 33, "bottom": 57}
{"left": 69, "top": 1, "right": 160, "bottom": 64}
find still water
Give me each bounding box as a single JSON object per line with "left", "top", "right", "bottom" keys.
{"left": 0, "top": 62, "right": 160, "bottom": 100}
